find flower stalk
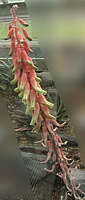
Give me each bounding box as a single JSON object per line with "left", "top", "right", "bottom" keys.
{"left": 7, "top": 5, "right": 85, "bottom": 199}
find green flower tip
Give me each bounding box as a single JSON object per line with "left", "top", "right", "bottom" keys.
{"left": 22, "top": 91, "right": 30, "bottom": 104}
{"left": 14, "top": 87, "right": 20, "bottom": 93}
{"left": 25, "top": 105, "right": 31, "bottom": 115}
{"left": 35, "top": 76, "right": 41, "bottom": 83}
{"left": 35, "top": 87, "right": 47, "bottom": 95}
{"left": 49, "top": 114, "right": 56, "bottom": 120}
{"left": 24, "top": 22, "right": 29, "bottom": 27}
{"left": 26, "top": 60, "right": 33, "bottom": 66}
{"left": 33, "top": 65, "right": 38, "bottom": 70}
{"left": 30, "top": 99, "right": 35, "bottom": 109}
{"left": 30, "top": 119, "right": 35, "bottom": 126}
{"left": 17, "top": 59, "right": 21, "bottom": 63}
{"left": 10, "top": 78, "right": 18, "bottom": 85}
{"left": 32, "top": 124, "right": 40, "bottom": 133}
{"left": 12, "top": 67, "right": 17, "bottom": 73}
{"left": 20, "top": 39, "right": 24, "bottom": 44}
{"left": 46, "top": 101, "right": 54, "bottom": 109}
{"left": 19, "top": 83, "right": 25, "bottom": 91}
{"left": 30, "top": 113, "right": 38, "bottom": 126}
{"left": 18, "top": 92, "right": 23, "bottom": 98}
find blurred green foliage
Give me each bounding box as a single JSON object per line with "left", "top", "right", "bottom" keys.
{"left": 56, "top": 94, "right": 68, "bottom": 124}
{"left": 0, "top": 18, "right": 85, "bottom": 40}
{"left": 0, "top": 19, "right": 33, "bottom": 39}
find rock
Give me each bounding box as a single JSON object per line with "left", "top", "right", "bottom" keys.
{"left": 71, "top": 168, "right": 85, "bottom": 186}
{"left": 58, "top": 133, "right": 78, "bottom": 147}
{"left": 21, "top": 151, "right": 56, "bottom": 200}
{"left": 21, "top": 152, "right": 48, "bottom": 181}
{"left": 33, "top": 58, "right": 47, "bottom": 72}
{"left": 46, "top": 88, "right": 57, "bottom": 116}
{"left": 47, "top": 88, "right": 57, "bottom": 102}
{"left": 38, "top": 72, "right": 55, "bottom": 87}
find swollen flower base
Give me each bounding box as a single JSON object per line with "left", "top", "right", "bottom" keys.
{"left": 7, "top": 5, "right": 85, "bottom": 199}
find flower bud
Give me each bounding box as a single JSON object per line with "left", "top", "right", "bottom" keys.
{"left": 10, "top": 78, "right": 18, "bottom": 85}
{"left": 18, "top": 91, "right": 24, "bottom": 98}
{"left": 22, "top": 28, "right": 32, "bottom": 41}
{"left": 17, "top": 17, "right": 29, "bottom": 27}
{"left": 14, "top": 87, "right": 20, "bottom": 93}
{"left": 30, "top": 77, "right": 47, "bottom": 95}
{"left": 23, "top": 38, "right": 32, "bottom": 53}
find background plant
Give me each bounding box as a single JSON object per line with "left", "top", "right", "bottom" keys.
{"left": 56, "top": 93, "right": 68, "bottom": 124}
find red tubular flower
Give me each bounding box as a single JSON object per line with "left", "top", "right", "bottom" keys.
{"left": 45, "top": 118, "right": 54, "bottom": 135}
{"left": 27, "top": 56, "right": 34, "bottom": 66}
{"left": 13, "top": 52, "right": 19, "bottom": 72}
{"left": 16, "top": 45, "right": 22, "bottom": 63}
{"left": 42, "top": 122, "right": 48, "bottom": 144}
{"left": 29, "top": 68, "right": 36, "bottom": 78}
{"left": 23, "top": 38, "right": 33, "bottom": 53}
{"left": 8, "top": 27, "right": 14, "bottom": 37}
{"left": 13, "top": 52, "right": 17, "bottom": 65}
{"left": 12, "top": 52, "right": 20, "bottom": 72}
{"left": 40, "top": 104, "right": 55, "bottom": 120}
{"left": 9, "top": 35, "right": 15, "bottom": 56}
{"left": 37, "top": 94, "right": 54, "bottom": 109}
{"left": 21, "top": 48, "right": 33, "bottom": 66}
{"left": 5, "top": 27, "right": 14, "bottom": 40}
{"left": 19, "top": 71, "right": 27, "bottom": 91}
{"left": 9, "top": 22, "right": 13, "bottom": 30}
{"left": 41, "top": 143, "right": 52, "bottom": 164}
{"left": 30, "top": 88, "right": 36, "bottom": 109}
{"left": 54, "top": 134, "right": 63, "bottom": 145}
{"left": 25, "top": 96, "right": 31, "bottom": 115}
{"left": 15, "top": 28, "right": 23, "bottom": 43}
{"left": 21, "top": 61, "right": 32, "bottom": 72}
{"left": 22, "top": 28, "right": 32, "bottom": 41}
{"left": 32, "top": 114, "right": 42, "bottom": 133}
{"left": 30, "top": 102, "right": 40, "bottom": 125}
{"left": 11, "top": 68, "right": 20, "bottom": 85}
{"left": 17, "top": 17, "right": 29, "bottom": 27}
{"left": 22, "top": 81, "right": 30, "bottom": 104}
{"left": 15, "top": 68, "right": 20, "bottom": 79}
{"left": 14, "top": 77, "right": 21, "bottom": 93}
{"left": 52, "top": 153, "right": 56, "bottom": 162}
{"left": 37, "top": 114, "right": 41, "bottom": 130}
{"left": 52, "top": 119, "right": 65, "bottom": 128}
{"left": 30, "top": 76, "right": 47, "bottom": 95}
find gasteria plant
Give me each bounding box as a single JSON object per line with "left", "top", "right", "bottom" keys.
{"left": 6, "top": 5, "right": 85, "bottom": 199}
